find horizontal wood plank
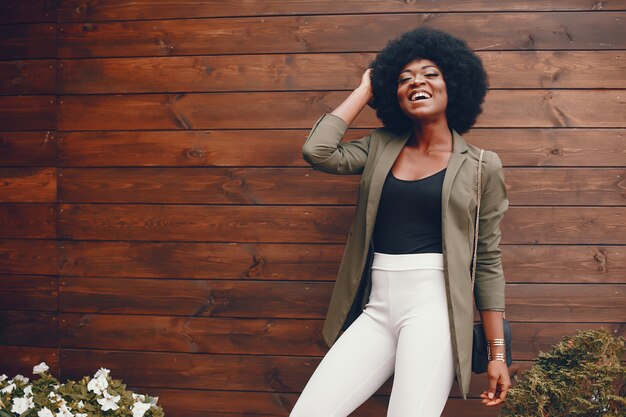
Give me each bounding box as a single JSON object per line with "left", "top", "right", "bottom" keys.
{"left": 59, "top": 279, "right": 332, "bottom": 318}
{"left": 0, "top": 346, "right": 59, "bottom": 379}
{"left": 58, "top": 0, "right": 626, "bottom": 22}
{"left": 0, "top": 132, "right": 57, "bottom": 167}
{"left": 0, "top": 24, "right": 57, "bottom": 60}
{"left": 0, "top": 168, "right": 56, "bottom": 202}
{"left": 58, "top": 241, "right": 626, "bottom": 283}
{"left": 58, "top": 204, "right": 625, "bottom": 244}
{"left": 57, "top": 128, "right": 625, "bottom": 167}
{"left": 59, "top": 313, "right": 625, "bottom": 361}
{"left": 0, "top": 275, "right": 57, "bottom": 310}
{"left": 0, "top": 204, "right": 56, "bottom": 239}
{"left": 57, "top": 90, "right": 625, "bottom": 131}
{"left": 60, "top": 348, "right": 534, "bottom": 397}
{"left": 56, "top": 51, "right": 625, "bottom": 94}
{"left": 0, "top": 239, "right": 57, "bottom": 275}
{"left": 58, "top": 167, "right": 625, "bottom": 206}
{"left": 0, "top": 95, "right": 57, "bottom": 131}
{"left": 121, "top": 386, "right": 506, "bottom": 416}
{"left": 57, "top": 13, "right": 625, "bottom": 58}
{"left": 0, "top": 310, "right": 57, "bottom": 346}
{"left": 0, "top": 60, "right": 56, "bottom": 95}
{"left": 59, "top": 278, "right": 626, "bottom": 322}
{"left": 0, "top": 0, "right": 57, "bottom": 24}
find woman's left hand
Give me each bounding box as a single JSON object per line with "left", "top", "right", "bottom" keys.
{"left": 479, "top": 361, "right": 511, "bottom": 406}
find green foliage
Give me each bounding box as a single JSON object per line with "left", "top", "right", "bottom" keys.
{"left": 0, "top": 364, "right": 165, "bottom": 417}
{"left": 500, "top": 328, "right": 626, "bottom": 417}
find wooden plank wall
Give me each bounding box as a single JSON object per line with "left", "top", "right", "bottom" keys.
{"left": 1, "top": 1, "right": 625, "bottom": 416}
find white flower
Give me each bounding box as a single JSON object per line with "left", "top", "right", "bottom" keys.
{"left": 76, "top": 400, "right": 85, "bottom": 409}
{"left": 87, "top": 374, "right": 108, "bottom": 395}
{"left": 1, "top": 383, "right": 15, "bottom": 393}
{"left": 75, "top": 414, "right": 87, "bottom": 417}
{"left": 97, "top": 390, "right": 120, "bottom": 412}
{"left": 38, "top": 407, "right": 55, "bottom": 417}
{"left": 131, "top": 401, "right": 152, "bottom": 417}
{"left": 132, "top": 393, "right": 146, "bottom": 401}
{"left": 94, "top": 367, "right": 110, "bottom": 379}
{"left": 48, "top": 391, "right": 62, "bottom": 402}
{"left": 57, "top": 403, "right": 74, "bottom": 417}
{"left": 13, "top": 374, "right": 29, "bottom": 384}
{"left": 0, "top": 374, "right": 7, "bottom": 382}
{"left": 33, "top": 362, "right": 49, "bottom": 375}
{"left": 11, "top": 396, "right": 35, "bottom": 414}
{"left": 23, "top": 385, "right": 33, "bottom": 397}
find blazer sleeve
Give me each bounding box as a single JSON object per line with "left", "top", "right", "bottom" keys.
{"left": 301, "top": 113, "right": 371, "bottom": 175}
{"left": 474, "top": 150, "right": 509, "bottom": 311}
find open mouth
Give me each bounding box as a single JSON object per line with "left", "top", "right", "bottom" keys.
{"left": 409, "top": 91, "right": 432, "bottom": 102}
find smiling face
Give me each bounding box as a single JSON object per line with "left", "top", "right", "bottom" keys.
{"left": 396, "top": 58, "right": 448, "bottom": 124}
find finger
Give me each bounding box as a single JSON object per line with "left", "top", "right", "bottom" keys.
{"left": 487, "top": 379, "right": 498, "bottom": 400}
{"left": 498, "top": 386, "right": 508, "bottom": 401}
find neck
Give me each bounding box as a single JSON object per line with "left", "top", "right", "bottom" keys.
{"left": 407, "top": 119, "right": 453, "bottom": 153}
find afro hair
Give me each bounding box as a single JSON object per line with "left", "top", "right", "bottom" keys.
{"left": 369, "top": 26, "right": 489, "bottom": 135}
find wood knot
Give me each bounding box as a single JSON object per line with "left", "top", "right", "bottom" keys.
{"left": 247, "top": 255, "right": 265, "bottom": 277}
{"left": 183, "top": 148, "right": 205, "bottom": 159}
{"left": 593, "top": 248, "right": 608, "bottom": 273}
{"left": 81, "top": 23, "right": 97, "bottom": 33}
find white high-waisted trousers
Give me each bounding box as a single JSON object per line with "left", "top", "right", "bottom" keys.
{"left": 290, "top": 252, "right": 455, "bottom": 417}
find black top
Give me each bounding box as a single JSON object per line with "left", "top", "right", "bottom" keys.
{"left": 372, "top": 167, "right": 446, "bottom": 254}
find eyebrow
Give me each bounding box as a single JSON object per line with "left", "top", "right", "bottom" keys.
{"left": 399, "top": 65, "right": 439, "bottom": 75}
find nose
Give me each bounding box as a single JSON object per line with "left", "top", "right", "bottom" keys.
{"left": 409, "top": 75, "right": 426, "bottom": 87}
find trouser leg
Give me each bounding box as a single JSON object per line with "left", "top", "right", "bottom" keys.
{"left": 387, "top": 268, "right": 455, "bottom": 417}
{"left": 290, "top": 271, "right": 395, "bottom": 417}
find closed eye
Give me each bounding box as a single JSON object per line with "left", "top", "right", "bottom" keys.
{"left": 398, "top": 73, "right": 439, "bottom": 83}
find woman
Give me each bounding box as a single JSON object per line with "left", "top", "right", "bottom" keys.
{"left": 291, "top": 27, "right": 511, "bottom": 416}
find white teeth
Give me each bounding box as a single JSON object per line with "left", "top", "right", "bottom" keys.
{"left": 409, "top": 91, "right": 431, "bottom": 101}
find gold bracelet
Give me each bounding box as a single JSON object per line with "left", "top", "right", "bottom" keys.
{"left": 489, "top": 353, "right": 506, "bottom": 363}
{"left": 487, "top": 339, "right": 506, "bottom": 360}
{"left": 487, "top": 338, "right": 506, "bottom": 346}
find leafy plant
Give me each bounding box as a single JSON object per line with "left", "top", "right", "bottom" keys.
{"left": 500, "top": 328, "right": 626, "bottom": 416}
{"left": 0, "top": 362, "right": 164, "bottom": 417}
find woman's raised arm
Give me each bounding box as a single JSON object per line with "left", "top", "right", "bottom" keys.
{"left": 301, "top": 69, "right": 375, "bottom": 175}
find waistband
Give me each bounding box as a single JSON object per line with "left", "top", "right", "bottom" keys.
{"left": 372, "top": 252, "right": 444, "bottom": 271}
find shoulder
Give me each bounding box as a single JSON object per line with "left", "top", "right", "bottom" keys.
{"left": 465, "top": 143, "right": 502, "bottom": 171}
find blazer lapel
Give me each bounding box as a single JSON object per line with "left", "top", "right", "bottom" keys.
{"left": 364, "top": 127, "right": 469, "bottom": 240}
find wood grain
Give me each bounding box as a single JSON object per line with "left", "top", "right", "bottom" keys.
{"left": 58, "top": 277, "right": 626, "bottom": 322}
{"left": 0, "top": 276, "right": 57, "bottom": 310}
{"left": 0, "top": 347, "right": 59, "bottom": 379}
{"left": 0, "top": 168, "right": 56, "bottom": 202}
{"left": 57, "top": 204, "right": 625, "bottom": 244}
{"left": 0, "top": 204, "right": 56, "bottom": 239}
{"left": 57, "top": 241, "right": 626, "bottom": 283}
{"left": 57, "top": 128, "right": 625, "bottom": 167}
{"left": 57, "top": 13, "right": 625, "bottom": 58}
{"left": 0, "top": 239, "right": 57, "bottom": 275}
{"left": 58, "top": 313, "right": 624, "bottom": 361}
{"left": 0, "top": 95, "right": 56, "bottom": 131}
{"left": 57, "top": 90, "right": 625, "bottom": 130}
{"left": 58, "top": 0, "right": 626, "bottom": 22}
{"left": 59, "top": 348, "right": 534, "bottom": 395}
{"left": 0, "top": 310, "right": 57, "bottom": 346}
{"left": 0, "top": 60, "right": 57, "bottom": 95}
{"left": 58, "top": 167, "right": 625, "bottom": 206}
{"left": 55, "top": 51, "right": 625, "bottom": 94}
{"left": 0, "top": 0, "right": 57, "bottom": 24}
{"left": 0, "top": 132, "right": 57, "bottom": 167}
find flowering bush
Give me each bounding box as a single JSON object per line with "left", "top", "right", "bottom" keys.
{"left": 0, "top": 362, "right": 165, "bottom": 417}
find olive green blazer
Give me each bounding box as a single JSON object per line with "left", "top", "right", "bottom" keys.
{"left": 301, "top": 113, "right": 509, "bottom": 400}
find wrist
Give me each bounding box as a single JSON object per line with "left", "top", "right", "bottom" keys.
{"left": 355, "top": 85, "right": 372, "bottom": 100}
